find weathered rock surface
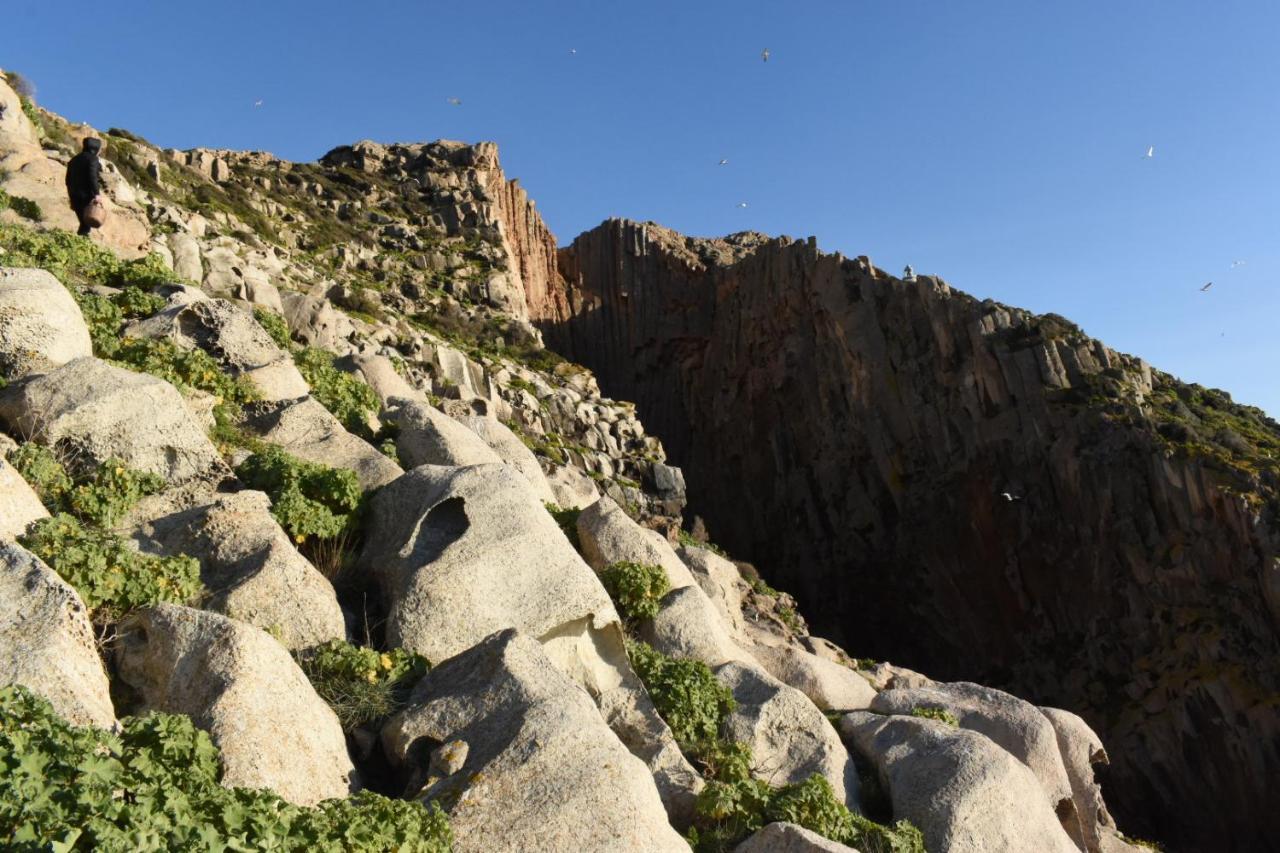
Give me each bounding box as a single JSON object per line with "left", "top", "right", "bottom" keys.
{"left": 735, "top": 822, "right": 860, "bottom": 853}
{"left": 870, "top": 681, "right": 1074, "bottom": 814}
{"left": 452, "top": 413, "right": 556, "bottom": 502}
{"left": 128, "top": 490, "right": 344, "bottom": 650}
{"left": 382, "top": 629, "right": 688, "bottom": 852}
{"left": 0, "top": 268, "right": 93, "bottom": 378}
{"left": 576, "top": 496, "right": 697, "bottom": 590}
{"left": 0, "top": 357, "right": 228, "bottom": 483}
{"left": 0, "top": 455, "right": 48, "bottom": 540}
{"left": 242, "top": 396, "right": 401, "bottom": 490}
{"left": 128, "top": 297, "right": 309, "bottom": 401}
{"left": 751, "top": 643, "right": 876, "bottom": 713}
{"left": 360, "top": 462, "right": 700, "bottom": 820}
{"left": 386, "top": 398, "right": 502, "bottom": 469}
{"left": 716, "top": 661, "right": 859, "bottom": 808}
{"left": 0, "top": 542, "right": 115, "bottom": 728}
{"left": 841, "top": 711, "right": 1078, "bottom": 853}
{"left": 539, "top": 217, "right": 1280, "bottom": 849}
{"left": 1041, "top": 706, "right": 1122, "bottom": 853}
{"left": 641, "top": 584, "right": 747, "bottom": 666}
{"left": 114, "top": 604, "right": 356, "bottom": 805}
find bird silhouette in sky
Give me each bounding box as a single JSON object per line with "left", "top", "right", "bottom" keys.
{"left": 738, "top": 202, "right": 749, "bottom": 208}
{"left": 1200, "top": 282, "right": 1213, "bottom": 292}
{"left": 761, "top": 49, "right": 770, "bottom": 62}
{"left": 1143, "top": 146, "right": 1154, "bottom": 158}
{"left": 1231, "top": 260, "right": 1246, "bottom": 268}
{"left": 718, "top": 159, "right": 729, "bottom": 165}
{"left": 253, "top": 99, "right": 263, "bottom": 108}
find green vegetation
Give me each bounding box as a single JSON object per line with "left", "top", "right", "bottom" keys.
{"left": 627, "top": 641, "right": 734, "bottom": 749}
{"left": 687, "top": 746, "right": 925, "bottom": 853}
{"left": 1145, "top": 378, "right": 1280, "bottom": 482}
{"left": 911, "top": 706, "right": 960, "bottom": 727}
{"left": 677, "top": 530, "right": 728, "bottom": 558}
{"left": 293, "top": 348, "right": 379, "bottom": 436}
{"left": 600, "top": 561, "right": 671, "bottom": 623}
{"left": 112, "top": 285, "right": 167, "bottom": 319}
{"left": 0, "top": 685, "right": 452, "bottom": 852}
{"left": 296, "top": 640, "right": 429, "bottom": 731}
{"left": 10, "top": 445, "right": 164, "bottom": 529}
{"left": 253, "top": 307, "right": 294, "bottom": 351}
{"left": 0, "top": 224, "right": 174, "bottom": 293}
{"left": 0, "top": 188, "right": 42, "bottom": 221}
{"left": 544, "top": 503, "right": 582, "bottom": 552}
{"left": 235, "top": 445, "right": 362, "bottom": 543}
{"left": 750, "top": 577, "right": 780, "bottom": 598}
{"left": 20, "top": 515, "right": 201, "bottom": 624}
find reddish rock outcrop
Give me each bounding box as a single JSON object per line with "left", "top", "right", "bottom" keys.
{"left": 534, "top": 218, "right": 1280, "bottom": 853}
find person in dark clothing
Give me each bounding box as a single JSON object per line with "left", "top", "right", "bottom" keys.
{"left": 65, "top": 137, "right": 104, "bottom": 236}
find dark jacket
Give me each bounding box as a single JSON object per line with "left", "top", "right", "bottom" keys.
{"left": 65, "top": 146, "right": 104, "bottom": 208}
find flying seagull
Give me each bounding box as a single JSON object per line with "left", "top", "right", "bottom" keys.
{"left": 1000, "top": 492, "right": 1022, "bottom": 502}
{"left": 569, "top": 48, "right": 577, "bottom": 55}
{"left": 253, "top": 99, "right": 263, "bottom": 108}
{"left": 761, "top": 49, "right": 770, "bottom": 62}
{"left": 446, "top": 97, "right": 462, "bottom": 106}
{"left": 738, "top": 202, "right": 749, "bottom": 208}
{"left": 718, "top": 158, "right": 729, "bottom": 165}
{"left": 1231, "top": 260, "right": 1246, "bottom": 268}
{"left": 1200, "top": 281, "right": 1213, "bottom": 292}
{"left": 1143, "top": 146, "right": 1154, "bottom": 158}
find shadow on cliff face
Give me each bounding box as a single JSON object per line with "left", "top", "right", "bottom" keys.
{"left": 534, "top": 219, "right": 1280, "bottom": 853}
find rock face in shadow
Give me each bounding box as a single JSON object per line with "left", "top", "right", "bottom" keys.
{"left": 531, "top": 217, "right": 1280, "bottom": 852}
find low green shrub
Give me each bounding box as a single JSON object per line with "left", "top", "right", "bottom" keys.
{"left": 112, "top": 285, "right": 166, "bottom": 319}
{"left": 689, "top": 760, "right": 925, "bottom": 853}
{"left": 544, "top": 503, "right": 582, "bottom": 552}
{"left": 20, "top": 514, "right": 201, "bottom": 623}
{"left": 0, "top": 224, "right": 174, "bottom": 293}
{"left": 253, "top": 307, "right": 294, "bottom": 351}
{"left": 297, "top": 640, "right": 429, "bottom": 730}
{"left": 235, "top": 445, "right": 362, "bottom": 542}
{"left": 112, "top": 338, "right": 256, "bottom": 408}
{"left": 0, "top": 685, "right": 452, "bottom": 851}
{"left": 911, "top": 706, "right": 960, "bottom": 727}
{"left": 0, "top": 189, "right": 42, "bottom": 221}
{"left": 294, "top": 348, "right": 379, "bottom": 436}
{"left": 677, "top": 530, "right": 728, "bottom": 558}
{"left": 600, "top": 561, "right": 671, "bottom": 622}
{"left": 10, "top": 446, "right": 163, "bottom": 528}
{"left": 627, "top": 640, "right": 734, "bottom": 749}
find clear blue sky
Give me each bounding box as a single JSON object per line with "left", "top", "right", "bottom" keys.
{"left": 5, "top": 0, "right": 1277, "bottom": 416}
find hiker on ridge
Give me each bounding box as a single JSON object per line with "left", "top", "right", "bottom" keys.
{"left": 65, "top": 137, "right": 105, "bottom": 236}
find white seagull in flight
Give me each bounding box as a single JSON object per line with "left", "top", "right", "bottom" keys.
{"left": 761, "top": 49, "right": 770, "bottom": 63}
{"left": 1143, "top": 146, "right": 1154, "bottom": 159}
{"left": 253, "top": 99, "right": 263, "bottom": 108}
{"left": 447, "top": 97, "right": 462, "bottom": 106}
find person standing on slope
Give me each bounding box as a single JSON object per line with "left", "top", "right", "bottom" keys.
{"left": 65, "top": 137, "right": 105, "bottom": 237}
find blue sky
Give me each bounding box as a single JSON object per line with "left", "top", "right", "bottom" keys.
{"left": 4, "top": 0, "right": 1277, "bottom": 415}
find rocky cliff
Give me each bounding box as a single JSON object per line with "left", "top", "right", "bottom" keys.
{"left": 0, "top": 65, "right": 1238, "bottom": 853}
{"left": 538, "top": 219, "right": 1280, "bottom": 853}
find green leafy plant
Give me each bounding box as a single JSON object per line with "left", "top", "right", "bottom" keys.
{"left": 600, "top": 561, "right": 671, "bottom": 622}
{"left": 254, "top": 307, "right": 294, "bottom": 351}
{"left": 20, "top": 514, "right": 201, "bottom": 623}
{"left": 677, "top": 530, "right": 728, "bottom": 557}
{"left": 112, "top": 285, "right": 166, "bottom": 319}
{"left": 688, "top": 757, "right": 925, "bottom": 853}
{"left": 911, "top": 706, "right": 960, "bottom": 727}
{"left": 0, "top": 224, "right": 174, "bottom": 294}
{"left": 294, "top": 347, "right": 379, "bottom": 436}
{"left": 235, "top": 445, "right": 362, "bottom": 542}
{"left": 627, "top": 640, "right": 734, "bottom": 749}
{"left": 0, "top": 685, "right": 452, "bottom": 851}
{"left": 10, "top": 446, "right": 163, "bottom": 528}
{"left": 544, "top": 503, "right": 581, "bottom": 552}
{"left": 0, "top": 189, "right": 42, "bottom": 221}
{"left": 297, "top": 640, "right": 429, "bottom": 730}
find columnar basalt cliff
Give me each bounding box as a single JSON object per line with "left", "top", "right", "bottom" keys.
{"left": 536, "top": 219, "right": 1280, "bottom": 853}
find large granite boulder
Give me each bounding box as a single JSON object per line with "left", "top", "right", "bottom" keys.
{"left": 128, "top": 490, "right": 344, "bottom": 650}
{"left": 0, "top": 454, "right": 47, "bottom": 540}
{"left": 382, "top": 629, "right": 688, "bottom": 853}
{"left": 716, "top": 661, "right": 859, "bottom": 809}
{"left": 0, "top": 541, "right": 115, "bottom": 727}
{"left": 576, "top": 496, "right": 697, "bottom": 590}
{"left": 735, "top": 822, "right": 859, "bottom": 853}
{"left": 242, "top": 396, "right": 401, "bottom": 490}
{"left": 451, "top": 413, "right": 556, "bottom": 503}
{"left": 386, "top": 398, "right": 502, "bottom": 469}
{"left": 0, "top": 358, "right": 228, "bottom": 484}
{"left": 114, "top": 604, "right": 357, "bottom": 805}
{"left": 841, "top": 711, "right": 1078, "bottom": 853}
{"left": 0, "top": 268, "right": 92, "bottom": 379}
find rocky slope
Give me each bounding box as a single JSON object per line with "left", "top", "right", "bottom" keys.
{"left": 535, "top": 219, "right": 1280, "bottom": 852}
{"left": 0, "top": 66, "right": 1203, "bottom": 852}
